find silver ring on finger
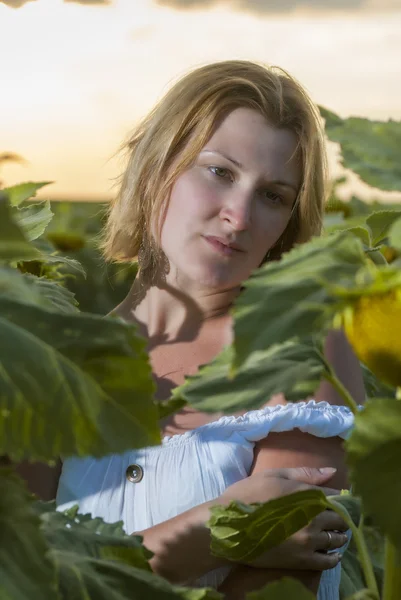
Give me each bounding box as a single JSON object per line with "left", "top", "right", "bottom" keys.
{"left": 326, "top": 530, "right": 333, "bottom": 551}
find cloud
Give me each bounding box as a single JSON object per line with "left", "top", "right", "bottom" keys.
{"left": 0, "top": 0, "right": 37, "bottom": 8}
{"left": 154, "top": 0, "right": 390, "bottom": 14}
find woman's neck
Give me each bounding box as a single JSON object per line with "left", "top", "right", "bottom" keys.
{"left": 120, "top": 274, "right": 240, "bottom": 344}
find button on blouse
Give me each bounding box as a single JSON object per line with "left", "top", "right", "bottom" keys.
{"left": 126, "top": 464, "right": 144, "bottom": 483}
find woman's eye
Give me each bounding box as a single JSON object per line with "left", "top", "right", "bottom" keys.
{"left": 262, "top": 190, "right": 284, "bottom": 205}
{"left": 209, "top": 166, "right": 230, "bottom": 179}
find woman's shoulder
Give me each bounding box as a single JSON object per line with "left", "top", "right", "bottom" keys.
{"left": 161, "top": 400, "right": 357, "bottom": 448}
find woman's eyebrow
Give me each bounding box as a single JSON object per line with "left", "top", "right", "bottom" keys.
{"left": 202, "top": 149, "right": 242, "bottom": 168}
{"left": 202, "top": 149, "right": 298, "bottom": 192}
{"left": 267, "top": 179, "right": 298, "bottom": 193}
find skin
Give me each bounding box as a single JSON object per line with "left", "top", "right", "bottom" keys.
{"left": 14, "top": 107, "right": 365, "bottom": 597}
{"left": 158, "top": 110, "right": 299, "bottom": 296}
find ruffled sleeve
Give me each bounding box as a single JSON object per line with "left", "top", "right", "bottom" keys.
{"left": 223, "top": 400, "right": 357, "bottom": 443}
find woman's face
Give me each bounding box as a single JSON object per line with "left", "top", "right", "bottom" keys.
{"left": 159, "top": 107, "right": 302, "bottom": 291}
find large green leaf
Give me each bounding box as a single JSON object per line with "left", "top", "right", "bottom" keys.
{"left": 173, "top": 340, "right": 325, "bottom": 414}
{"left": 320, "top": 107, "right": 401, "bottom": 192}
{"left": 0, "top": 266, "right": 78, "bottom": 314}
{"left": 232, "top": 232, "right": 367, "bottom": 371}
{"left": 0, "top": 266, "right": 42, "bottom": 305}
{"left": 246, "top": 577, "right": 315, "bottom": 599}
{"left": 208, "top": 490, "right": 328, "bottom": 563}
{"left": 35, "top": 502, "right": 222, "bottom": 599}
{"left": 0, "top": 195, "right": 40, "bottom": 262}
{"left": 365, "top": 210, "right": 401, "bottom": 247}
{"left": 0, "top": 469, "right": 58, "bottom": 600}
{"left": 13, "top": 200, "right": 53, "bottom": 241}
{"left": 0, "top": 298, "right": 159, "bottom": 461}
{"left": 2, "top": 181, "right": 53, "bottom": 206}
{"left": 346, "top": 398, "right": 401, "bottom": 551}
{"left": 27, "top": 276, "right": 79, "bottom": 313}
{"left": 36, "top": 502, "right": 153, "bottom": 571}
{"left": 51, "top": 549, "right": 221, "bottom": 600}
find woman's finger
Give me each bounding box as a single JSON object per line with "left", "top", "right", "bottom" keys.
{"left": 313, "top": 510, "right": 348, "bottom": 532}
{"left": 277, "top": 467, "right": 337, "bottom": 487}
{"left": 310, "top": 551, "right": 342, "bottom": 571}
{"left": 314, "top": 530, "right": 348, "bottom": 552}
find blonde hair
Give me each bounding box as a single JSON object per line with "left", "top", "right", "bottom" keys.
{"left": 101, "top": 60, "right": 328, "bottom": 274}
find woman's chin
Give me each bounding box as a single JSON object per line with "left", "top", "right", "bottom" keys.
{"left": 178, "top": 265, "right": 244, "bottom": 291}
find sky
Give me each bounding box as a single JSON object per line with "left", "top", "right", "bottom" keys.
{"left": 1, "top": 0, "right": 401, "bottom": 202}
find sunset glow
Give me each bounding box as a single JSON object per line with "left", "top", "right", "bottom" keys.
{"left": 1, "top": 0, "right": 401, "bottom": 201}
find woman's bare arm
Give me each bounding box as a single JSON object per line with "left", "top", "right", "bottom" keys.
{"left": 139, "top": 467, "right": 343, "bottom": 586}
{"left": 314, "top": 329, "right": 366, "bottom": 407}
{"left": 218, "top": 433, "right": 343, "bottom": 598}
{"left": 218, "top": 330, "right": 365, "bottom": 598}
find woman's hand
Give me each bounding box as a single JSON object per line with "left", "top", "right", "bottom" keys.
{"left": 218, "top": 466, "right": 348, "bottom": 571}
{"left": 137, "top": 466, "right": 347, "bottom": 584}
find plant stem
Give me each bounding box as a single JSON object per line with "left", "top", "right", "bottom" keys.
{"left": 323, "top": 365, "right": 359, "bottom": 415}
{"left": 329, "top": 499, "right": 379, "bottom": 599}
{"left": 359, "top": 512, "right": 365, "bottom": 532}
{"left": 382, "top": 537, "right": 401, "bottom": 600}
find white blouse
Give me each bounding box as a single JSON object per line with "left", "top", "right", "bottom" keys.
{"left": 56, "top": 400, "right": 354, "bottom": 599}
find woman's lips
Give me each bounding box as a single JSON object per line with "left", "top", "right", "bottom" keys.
{"left": 203, "top": 236, "right": 242, "bottom": 257}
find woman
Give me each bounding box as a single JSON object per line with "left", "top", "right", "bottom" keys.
{"left": 26, "top": 61, "right": 365, "bottom": 599}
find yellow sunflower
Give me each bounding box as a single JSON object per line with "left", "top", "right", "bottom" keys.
{"left": 341, "top": 288, "right": 401, "bottom": 388}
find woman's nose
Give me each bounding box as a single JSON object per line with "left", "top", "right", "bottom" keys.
{"left": 220, "top": 191, "right": 252, "bottom": 231}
